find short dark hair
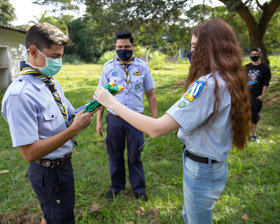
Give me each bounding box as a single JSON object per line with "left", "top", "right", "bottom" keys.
{"left": 25, "top": 22, "right": 70, "bottom": 50}
{"left": 115, "top": 30, "right": 134, "bottom": 44}
{"left": 250, "top": 48, "right": 261, "bottom": 53}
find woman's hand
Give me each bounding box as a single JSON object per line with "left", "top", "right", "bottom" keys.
{"left": 93, "top": 86, "right": 116, "bottom": 109}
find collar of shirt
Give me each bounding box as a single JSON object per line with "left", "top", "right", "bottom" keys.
{"left": 114, "top": 57, "right": 138, "bottom": 66}
{"left": 19, "top": 61, "right": 47, "bottom": 91}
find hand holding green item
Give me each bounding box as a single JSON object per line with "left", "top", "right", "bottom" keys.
{"left": 69, "top": 81, "right": 124, "bottom": 122}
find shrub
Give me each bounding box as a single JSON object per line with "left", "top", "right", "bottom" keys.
{"left": 97, "top": 50, "right": 116, "bottom": 64}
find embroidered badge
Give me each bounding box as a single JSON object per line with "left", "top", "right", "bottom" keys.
{"left": 178, "top": 101, "right": 186, "bottom": 108}
{"left": 138, "top": 66, "right": 144, "bottom": 72}
{"left": 184, "top": 80, "right": 206, "bottom": 102}
{"left": 112, "top": 71, "right": 118, "bottom": 77}
{"left": 133, "top": 72, "right": 141, "bottom": 76}
{"left": 135, "top": 84, "right": 140, "bottom": 90}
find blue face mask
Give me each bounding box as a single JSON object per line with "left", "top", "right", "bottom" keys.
{"left": 27, "top": 48, "right": 62, "bottom": 76}
{"left": 116, "top": 49, "right": 133, "bottom": 62}
{"left": 186, "top": 50, "right": 193, "bottom": 63}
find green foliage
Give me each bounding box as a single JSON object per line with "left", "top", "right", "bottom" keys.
{"left": 63, "top": 53, "right": 84, "bottom": 65}
{"left": 97, "top": 51, "right": 116, "bottom": 65}
{"left": 148, "top": 50, "right": 168, "bottom": 70}
{"left": 264, "top": 7, "right": 280, "bottom": 54}
{"left": 65, "top": 17, "right": 113, "bottom": 63}
{"left": 1, "top": 58, "right": 279, "bottom": 223}
{"left": 0, "top": 0, "right": 15, "bottom": 25}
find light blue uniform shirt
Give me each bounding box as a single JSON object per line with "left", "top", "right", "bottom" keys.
{"left": 166, "top": 73, "right": 232, "bottom": 161}
{"left": 98, "top": 58, "right": 155, "bottom": 113}
{"left": 1, "top": 74, "right": 75, "bottom": 160}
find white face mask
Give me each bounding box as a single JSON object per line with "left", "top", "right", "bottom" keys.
{"left": 19, "top": 44, "right": 62, "bottom": 76}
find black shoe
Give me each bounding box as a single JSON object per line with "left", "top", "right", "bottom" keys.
{"left": 105, "top": 189, "right": 119, "bottom": 200}
{"left": 135, "top": 192, "right": 148, "bottom": 201}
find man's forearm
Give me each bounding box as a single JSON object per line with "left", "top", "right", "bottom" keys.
{"left": 19, "top": 125, "right": 79, "bottom": 162}
{"left": 261, "top": 86, "right": 267, "bottom": 98}
{"left": 96, "top": 107, "right": 104, "bottom": 123}
{"left": 148, "top": 94, "right": 158, "bottom": 118}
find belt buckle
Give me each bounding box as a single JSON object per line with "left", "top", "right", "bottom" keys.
{"left": 41, "top": 159, "right": 51, "bottom": 167}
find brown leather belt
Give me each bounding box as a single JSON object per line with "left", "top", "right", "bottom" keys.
{"left": 35, "top": 153, "right": 72, "bottom": 168}
{"left": 184, "top": 150, "right": 218, "bottom": 164}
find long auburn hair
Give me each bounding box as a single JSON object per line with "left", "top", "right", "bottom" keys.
{"left": 185, "top": 18, "right": 251, "bottom": 149}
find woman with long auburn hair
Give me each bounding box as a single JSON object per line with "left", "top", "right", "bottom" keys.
{"left": 93, "top": 18, "right": 251, "bottom": 223}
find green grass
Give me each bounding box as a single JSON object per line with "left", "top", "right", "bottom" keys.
{"left": 0, "top": 59, "right": 279, "bottom": 223}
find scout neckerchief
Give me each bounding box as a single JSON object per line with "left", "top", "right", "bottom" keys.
{"left": 117, "top": 58, "right": 134, "bottom": 93}
{"left": 19, "top": 62, "right": 77, "bottom": 145}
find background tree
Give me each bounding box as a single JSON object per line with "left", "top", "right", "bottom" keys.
{"left": 218, "top": 0, "right": 280, "bottom": 65}
{"left": 0, "top": 0, "right": 16, "bottom": 25}
{"left": 35, "top": 0, "right": 280, "bottom": 64}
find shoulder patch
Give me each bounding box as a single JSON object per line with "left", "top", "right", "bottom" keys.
{"left": 184, "top": 80, "right": 206, "bottom": 102}
{"left": 9, "top": 79, "right": 26, "bottom": 96}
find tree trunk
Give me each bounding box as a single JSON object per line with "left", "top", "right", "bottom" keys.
{"left": 219, "top": 0, "right": 280, "bottom": 66}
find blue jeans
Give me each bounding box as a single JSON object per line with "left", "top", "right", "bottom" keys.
{"left": 182, "top": 151, "right": 228, "bottom": 224}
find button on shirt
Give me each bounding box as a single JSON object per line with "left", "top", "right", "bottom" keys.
{"left": 1, "top": 75, "right": 75, "bottom": 160}
{"left": 166, "top": 73, "right": 232, "bottom": 162}
{"left": 98, "top": 58, "right": 155, "bottom": 113}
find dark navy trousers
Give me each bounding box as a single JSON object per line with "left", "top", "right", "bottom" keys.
{"left": 27, "top": 162, "right": 75, "bottom": 224}
{"left": 106, "top": 113, "right": 145, "bottom": 195}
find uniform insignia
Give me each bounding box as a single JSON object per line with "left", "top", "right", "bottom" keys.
{"left": 133, "top": 72, "right": 141, "bottom": 76}
{"left": 184, "top": 80, "right": 206, "bottom": 102}
{"left": 112, "top": 71, "right": 118, "bottom": 77}
{"left": 178, "top": 101, "right": 186, "bottom": 108}
{"left": 135, "top": 84, "right": 140, "bottom": 90}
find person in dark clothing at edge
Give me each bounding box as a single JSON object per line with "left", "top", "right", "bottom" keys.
{"left": 246, "top": 48, "right": 271, "bottom": 143}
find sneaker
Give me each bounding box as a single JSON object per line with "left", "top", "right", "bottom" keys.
{"left": 105, "top": 189, "right": 119, "bottom": 200}
{"left": 251, "top": 135, "right": 260, "bottom": 143}
{"left": 135, "top": 192, "right": 148, "bottom": 201}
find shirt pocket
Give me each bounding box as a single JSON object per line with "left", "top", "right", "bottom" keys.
{"left": 42, "top": 106, "right": 65, "bottom": 133}
{"left": 130, "top": 75, "right": 144, "bottom": 93}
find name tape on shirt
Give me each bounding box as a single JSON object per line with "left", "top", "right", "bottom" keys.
{"left": 184, "top": 80, "right": 206, "bottom": 102}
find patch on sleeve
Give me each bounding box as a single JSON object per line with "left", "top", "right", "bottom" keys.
{"left": 178, "top": 101, "right": 186, "bottom": 108}
{"left": 184, "top": 80, "right": 206, "bottom": 102}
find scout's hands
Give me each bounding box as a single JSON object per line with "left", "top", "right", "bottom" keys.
{"left": 93, "top": 86, "right": 116, "bottom": 109}
{"left": 71, "top": 109, "right": 97, "bottom": 136}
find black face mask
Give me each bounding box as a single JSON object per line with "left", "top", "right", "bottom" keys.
{"left": 250, "top": 55, "right": 260, "bottom": 62}
{"left": 116, "top": 49, "right": 133, "bottom": 62}
{"left": 186, "top": 50, "right": 193, "bottom": 63}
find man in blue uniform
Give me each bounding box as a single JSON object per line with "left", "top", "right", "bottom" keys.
{"left": 96, "top": 30, "right": 158, "bottom": 201}
{"left": 1, "top": 23, "right": 96, "bottom": 224}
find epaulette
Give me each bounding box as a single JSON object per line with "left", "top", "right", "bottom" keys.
{"left": 135, "top": 58, "right": 147, "bottom": 65}
{"left": 103, "top": 59, "right": 115, "bottom": 66}
{"left": 9, "top": 78, "right": 26, "bottom": 96}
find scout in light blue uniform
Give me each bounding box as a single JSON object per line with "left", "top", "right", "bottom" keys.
{"left": 2, "top": 62, "right": 75, "bottom": 159}
{"left": 1, "top": 23, "right": 94, "bottom": 224}
{"left": 99, "top": 57, "right": 155, "bottom": 114}
{"left": 166, "top": 73, "right": 232, "bottom": 223}
{"left": 96, "top": 30, "right": 157, "bottom": 200}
